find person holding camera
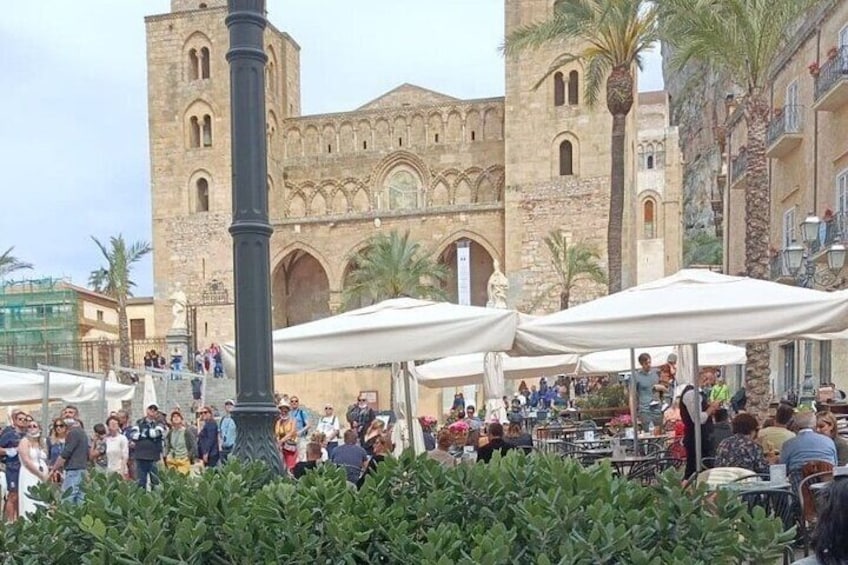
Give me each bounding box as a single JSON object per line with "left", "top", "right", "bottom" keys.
{"left": 130, "top": 404, "right": 167, "bottom": 489}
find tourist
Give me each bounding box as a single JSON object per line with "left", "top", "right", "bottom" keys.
{"left": 465, "top": 406, "right": 483, "bottom": 431}
{"left": 709, "top": 408, "right": 733, "bottom": 448}
{"left": 451, "top": 392, "right": 466, "bottom": 412}
{"left": 504, "top": 422, "right": 533, "bottom": 454}
{"left": 680, "top": 378, "right": 720, "bottom": 479}
{"left": 758, "top": 403, "right": 796, "bottom": 456}
{"left": 309, "top": 432, "right": 329, "bottom": 461}
{"left": 347, "top": 395, "right": 375, "bottom": 445}
{"left": 292, "top": 442, "right": 322, "bottom": 479}
{"left": 275, "top": 400, "right": 298, "bottom": 472}
{"left": 634, "top": 353, "right": 661, "bottom": 429}
{"left": 197, "top": 405, "right": 220, "bottom": 469}
{"left": 46, "top": 418, "right": 67, "bottom": 470}
{"left": 363, "top": 419, "right": 386, "bottom": 457}
{"left": 792, "top": 468, "right": 848, "bottom": 565}
{"left": 359, "top": 434, "right": 393, "bottom": 488}
{"left": 89, "top": 423, "right": 109, "bottom": 472}
{"left": 104, "top": 415, "right": 129, "bottom": 477}
{"left": 316, "top": 403, "right": 341, "bottom": 458}
{"left": 117, "top": 409, "right": 136, "bottom": 480}
{"left": 427, "top": 429, "right": 457, "bottom": 468}
{"left": 50, "top": 417, "right": 89, "bottom": 505}
{"left": 709, "top": 375, "right": 731, "bottom": 406}
{"left": 816, "top": 412, "right": 848, "bottom": 466}
{"left": 331, "top": 429, "right": 368, "bottom": 484}
{"left": 164, "top": 411, "right": 195, "bottom": 475}
{"left": 289, "top": 396, "right": 310, "bottom": 440}
{"left": 780, "top": 411, "right": 837, "bottom": 485}
{"left": 17, "top": 421, "right": 48, "bottom": 517}
{"left": 131, "top": 404, "right": 167, "bottom": 489}
{"left": 219, "top": 399, "right": 236, "bottom": 463}
{"left": 477, "top": 422, "right": 514, "bottom": 463}
{"left": 62, "top": 405, "right": 79, "bottom": 421}
{"left": 714, "top": 413, "right": 772, "bottom": 474}
{"left": 0, "top": 411, "right": 27, "bottom": 521}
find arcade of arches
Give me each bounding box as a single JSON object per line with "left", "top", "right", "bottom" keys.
{"left": 270, "top": 239, "right": 496, "bottom": 328}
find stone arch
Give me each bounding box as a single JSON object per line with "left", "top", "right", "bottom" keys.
{"left": 372, "top": 150, "right": 432, "bottom": 191}
{"left": 551, "top": 131, "right": 580, "bottom": 177}
{"left": 271, "top": 246, "right": 332, "bottom": 328}
{"left": 428, "top": 111, "right": 444, "bottom": 145}
{"left": 331, "top": 187, "right": 350, "bottom": 214}
{"left": 483, "top": 107, "right": 502, "bottom": 140}
{"left": 310, "top": 190, "right": 328, "bottom": 216}
{"left": 184, "top": 99, "right": 216, "bottom": 149}
{"left": 639, "top": 189, "right": 662, "bottom": 239}
{"left": 476, "top": 174, "right": 498, "bottom": 203}
{"left": 357, "top": 119, "right": 372, "bottom": 150}
{"left": 285, "top": 126, "right": 303, "bottom": 158}
{"left": 567, "top": 70, "right": 579, "bottom": 105}
{"left": 430, "top": 180, "right": 450, "bottom": 206}
{"left": 267, "top": 110, "right": 278, "bottom": 145}
{"left": 436, "top": 234, "right": 498, "bottom": 306}
{"left": 446, "top": 110, "right": 462, "bottom": 144}
{"left": 287, "top": 190, "right": 307, "bottom": 218}
{"left": 266, "top": 44, "right": 279, "bottom": 98}
{"left": 322, "top": 123, "right": 336, "bottom": 154}
{"left": 351, "top": 188, "right": 371, "bottom": 212}
{"left": 339, "top": 121, "right": 355, "bottom": 153}
{"left": 187, "top": 169, "right": 213, "bottom": 213}
{"left": 374, "top": 118, "right": 391, "bottom": 151}
{"left": 554, "top": 72, "right": 565, "bottom": 106}
{"left": 409, "top": 114, "right": 426, "bottom": 147}
{"left": 392, "top": 115, "right": 407, "bottom": 148}
{"left": 303, "top": 125, "right": 319, "bottom": 155}
{"left": 183, "top": 31, "right": 212, "bottom": 81}
{"left": 465, "top": 109, "right": 481, "bottom": 142}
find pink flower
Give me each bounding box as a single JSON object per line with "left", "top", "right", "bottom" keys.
{"left": 448, "top": 420, "right": 470, "bottom": 433}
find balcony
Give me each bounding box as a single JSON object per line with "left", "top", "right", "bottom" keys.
{"left": 823, "top": 211, "right": 848, "bottom": 247}
{"left": 730, "top": 151, "right": 747, "bottom": 188}
{"left": 770, "top": 253, "right": 794, "bottom": 282}
{"left": 814, "top": 47, "right": 848, "bottom": 112}
{"left": 765, "top": 105, "right": 803, "bottom": 158}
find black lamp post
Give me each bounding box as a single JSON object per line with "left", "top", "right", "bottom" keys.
{"left": 782, "top": 213, "right": 846, "bottom": 289}
{"left": 225, "top": 0, "right": 282, "bottom": 472}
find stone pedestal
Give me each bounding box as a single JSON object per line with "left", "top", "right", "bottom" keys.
{"left": 166, "top": 328, "right": 192, "bottom": 374}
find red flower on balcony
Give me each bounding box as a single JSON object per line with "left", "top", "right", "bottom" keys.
{"left": 809, "top": 61, "right": 821, "bottom": 76}
{"left": 827, "top": 47, "right": 839, "bottom": 61}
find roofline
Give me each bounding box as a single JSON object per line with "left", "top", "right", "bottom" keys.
{"left": 356, "top": 82, "right": 460, "bottom": 111}
{"left": 286, "top": 95, "right": 505, "bottom": 123}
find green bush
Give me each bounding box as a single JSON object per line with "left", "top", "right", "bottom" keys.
{"left": 0, "top": 454, "right": 792, "bottom": 564}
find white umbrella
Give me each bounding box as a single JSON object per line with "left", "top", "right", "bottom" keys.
{"left": 391, "top": 363, "right": 425, "bottom": 455}
{"left": 46, "top": 370, "right": 136, "bottom": 404}
{"left": 0, "top": 367, "right": 85, "bottom": 405}
{"left": 142, "top": 373, "right": 158, "bottom": 409}
{"left": 106, "top": 370, "right": 123, "bottom": 414}
{"left": 576, "top": 342, "right": 745, "bottom": 373}
{"left": 414, "top": 353, "right": 580, "bottom": 389}
{"left": 515, "top": 269, "right": 848, "bottom": 355}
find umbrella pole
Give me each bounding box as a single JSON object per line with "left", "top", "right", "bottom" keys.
{"left": 100, "top": 371, "right": 107, "bottom": 422}
{"left": 629, "top": 349, "right": 638, "bottom": 454}
{"left": 402, "top": 361, "right": 415, "bottom": 454}
{"left": 692, "top": 343, "right": 703, "bottom": 476}
{"left": 40, "top": 367, "right": 50, "bottom": 433}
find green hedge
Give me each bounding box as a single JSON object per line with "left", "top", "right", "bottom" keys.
{"left": 0, "top": 454, "right": 792, "bottom": 564}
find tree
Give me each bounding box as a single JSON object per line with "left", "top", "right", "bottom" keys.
{"left": 661, "top": 0, "right": 813, "bottom": 416}
{"left": 0, "top": 247, "right": 33, "bottom": 279}
{"left": 343, "top": 231, "right": 449, "bottom": 309}
{"left": 544, "top": 231, "right": 607, "bottom": 310}
{"left": 89, "top": 235, "right": 151, "bottom": 382}
{"left": 504, "top": 0, "right": 659, "bottom": 294}
{"left": 683, "top": 231, "right": 723, "bottom": 267}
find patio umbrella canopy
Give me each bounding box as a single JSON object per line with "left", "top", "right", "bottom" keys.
{"left": 576, "top": 342, "right": 745, "bottom": 373}
{"left": 222, "top": 297, "right": 521, "bottom": 375}
{"left": 414, "top": 353, "right": 580, "bottom": 389}
{"left": 0, "top": 367, "right": 135, "bottom": 405}
{"left": 514, "top": 269, "right": 848, "bottom": 356}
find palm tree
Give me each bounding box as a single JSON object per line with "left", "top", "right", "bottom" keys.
{"left": 504, "top": 0, "right": 660, "bottom": 294}
{"left": 89, "top": 235, "right": 151, "bottom": 382}
{"left": 343, "top": 231, "right": 449, "bottom": 309}
{"left": 683, "top": 231, "right": 723, "bottom": 267}
{"left": 544, "top": 231, "right": 608, "bottom": 310}
{"left": 0, "top": 247, "right": 33, "bottom": 279}
{"left": 661, "top": 0, "right": 813, "bottom": 416}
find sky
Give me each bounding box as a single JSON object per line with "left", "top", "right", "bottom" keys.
{"left": 0, "top": 1, "right": 663, "bottom": 296}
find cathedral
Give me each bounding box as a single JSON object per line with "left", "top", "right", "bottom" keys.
{"left": 145, "top": 0, "right": 682, "bottom": 346}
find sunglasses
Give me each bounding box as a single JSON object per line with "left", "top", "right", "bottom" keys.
{"left": 358, "top": 399, "right": 366, "bottom": 402}
{"left": 54, "top": 424, "right": 66, "bottom": 429}
{"left": 324, "top": 407, "right": 333, "bottom": 410}
{"left": 28, "top": 425, "right": 39, "bottom": 430}
{"left": 200, "top": 410, "right": 210, "bottom": 415}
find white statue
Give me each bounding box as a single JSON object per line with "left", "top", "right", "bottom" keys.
{"left": 170, "top": 287, "right": 188, "bottom": 331}
{"left": 486, "top": 260, "right": 509, "bottom": 310}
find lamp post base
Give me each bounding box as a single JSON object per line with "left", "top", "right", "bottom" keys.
{"left": 231, "top": 404, "right": 282, "bottom": 474}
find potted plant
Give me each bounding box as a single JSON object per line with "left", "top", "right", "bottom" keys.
{"left": 809, "top": 61, "right": 821, "bottom": 77}
{"left": 574, "top": 383, "right": 630, "bottom": 426}
{"left": 827, "top": 46, "right": 839, "bottom": 61}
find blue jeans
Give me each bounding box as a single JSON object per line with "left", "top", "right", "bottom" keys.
{"left": 62, "top": 469, "right": 86, "bottom": 505}
{"left": 136, "top": 460, "right": 160, "bottom": 489}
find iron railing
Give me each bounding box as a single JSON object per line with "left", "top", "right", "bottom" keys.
{"left": 823, "top": 211, "right": 848, "bottom": 247}
{"left": 731, "top": 151, "right": 747, "bottom": 184}
{"left": 815, "top": 46, "right": 848, "bottom": 102}
{"left": 766, "top": 105, "right": 803, "bottom": 147}
{"left": 770, "top": 253, "right": 791, "bottom": 280}
{"left": 0, "top": 338, "right": 166, "bottom": 373}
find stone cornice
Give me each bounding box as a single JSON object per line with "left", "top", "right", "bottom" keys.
{"left": 273, "top": 203, "right": 503, "bottom": 227}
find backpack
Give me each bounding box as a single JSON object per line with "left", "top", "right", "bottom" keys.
{"left": 730, "top": 388, "right": 747, "bottom": 413}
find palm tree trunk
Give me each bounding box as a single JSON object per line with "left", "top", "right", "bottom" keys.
{"left": 117, "top": 296, "right": 132, "bottom": 384}
{"left": 743, "top": 93, "right": 772, "bottom": 417}
{"left": 560, "top": 290, "right": 569, "bottom": 310}
{"left": 607, "top": 112, "right": 627, "bottom": 294}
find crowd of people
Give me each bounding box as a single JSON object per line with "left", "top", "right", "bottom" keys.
{"left": 0, "top": 400, "right": 238, "bottom": 522}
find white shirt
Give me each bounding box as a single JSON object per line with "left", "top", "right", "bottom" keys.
{"left": 316, "top": 415, "right": 340, "bottom": 442}
{"left": 105, "top": 434, "right": 129, "bottom": 475}
{"left": 681, "top": 387, "right": 710, "bottom": 425}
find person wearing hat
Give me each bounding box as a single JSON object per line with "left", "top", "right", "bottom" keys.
{"left": 219, "top": 400, "right": 236, "bottom": 463}
{"left": 316, "top": 403, "right": 340, "bottom": 459}
{"left": 130, "top": 404, "right": 167, "bottom": 489}
{"left": 275, "top": 400, "right": 298, "bottom": 471}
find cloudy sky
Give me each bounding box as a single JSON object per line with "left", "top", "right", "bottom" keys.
{"left": 0, "top": 0, "right": 663, "bottom": 296}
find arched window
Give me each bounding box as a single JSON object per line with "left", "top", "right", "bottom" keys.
{"left": 196, "top": 178, "right": 210, "bottom": 212}
{"left": 655, "top": 142, "right": 665, "bottom": 169}
{"left": 200, "top": 47, "right": 210, "bottom": 79}
{"left": 189, "top": 116, "right": 201, "bottom": 148}
{"left": 202, "top": 115, "right": 212, "bottom": 147}
{"left": 385, "top": 169, "right": 421, "bottom": 210}
{"left": 643, "top": 199, "right": 655, "bottom": 239}
{"left": 554, "top": 72, "right": 565, "bottom": 107}
{"left": 568, "top": 70, "right": 579, "bottom": 105}
{"left": 188, "top": 49, "right": 199, "bottom": 81}
{"left": 559, "top": 140, "right": 574, "bottom": 176}
{"left": 646, "top": 143, "right": 655, "bottom": 169}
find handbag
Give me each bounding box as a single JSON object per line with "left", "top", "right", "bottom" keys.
{"left": 282, "top": 441, "right": 298, "bottom": 453}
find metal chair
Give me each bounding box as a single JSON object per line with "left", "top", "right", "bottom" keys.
{"left": 735, "top": 488, "right": 801, "bottom": 565}
{"left": 797, "top": 469, "right": 833, "bottom": 555}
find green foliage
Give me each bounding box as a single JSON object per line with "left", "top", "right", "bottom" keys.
{"left": 0, "top": 454, "right": 793, "bottom": 564}
{"left": 342, "top": 230, "right": 449, "bottom": 309}
{"left": 88, "top": 235, "right": 151, "bottom": 300}
{"left": 541, "top": 231, "right": 607, "bottom": 310}
{"left": 576, "top": 383, "right": 629, "bottom": 409}
{"left": 0, "top": 246, "right": 33, "bottom": 279}
{"left": 683, "top": 231, "right": 723, "bottom": 267}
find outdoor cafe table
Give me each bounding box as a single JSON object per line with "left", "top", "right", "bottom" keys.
{"left": 718, "top": 479, "right": 791, "bottom": 491}
{"left": 606, "top": 454, "right": 654, "bottom": 475}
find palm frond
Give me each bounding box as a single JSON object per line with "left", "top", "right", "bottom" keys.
{"left": 0, "top": 246, "right": 33, "bottom": 278}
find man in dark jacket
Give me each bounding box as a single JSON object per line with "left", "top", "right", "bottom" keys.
{"left": 49, "top": 417, "right": 89, "bottom": 504}
{"left": 130, "top": 404, "right": 167, "bottom": 489}
{"left": 197, "top": 406, "right": 220, "bottom": 468}
{"left": 477, "top": 422, "right": 514, "bottom": 463}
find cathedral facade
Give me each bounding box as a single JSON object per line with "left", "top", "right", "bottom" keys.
{"left": 146, "top": 0, "right": 682, "bottom": 345}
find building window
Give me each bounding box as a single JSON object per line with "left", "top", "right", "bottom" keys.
{"left": 327, "top": 144, "right": 332, "bottom": 153}
{"left": 838, "top": 169, "right": 848, "bottom": 213}
{"left": 645, "top": 144, "right": 655, "bottom": 169}
{"left": 190, "top": 116, "right": 200, "bottom": 147}
{"left": 96, "top": 310, "right": 104, "bottom": 322}
{"left": 188, "top": 48, "right": 199, "bottom": 81}
{"left": 434, "top": 133, "right": 439, "bottom": 143}
{"left": 471, "top": 130, "right": 476, "bottom": 141}
{"left": 559, "top": 140, "right": 574, "bottom": 176}
{"left": 196, "top": 178, "right": 210, "bottom": 212}
{"left": 554, "top": 72, "right": 565, "bottom": 107}
{"left": 643, "top": 199, "right": 656, "bottom": 239}
{"left": 637, "top": 146, "right": 645, "bottom": 171}
{"left": 783, "top": 207, "right": 797, "bottom": 247}
{"left": 202, "top": 115, "right": 212, "bottom": 147}
{"left": 200, "top": 47, "right": 210, "bottom": 79}
{"left": 130, "top": 318, "right": 147, "bottom": 340}
{"left": 362, "top": 140, "right": 367, "bottom": 150}
{"left": 385, "top": 169, "right": 421, "bottom": 210}
{"left": 568, "top": 70, "right": 579, "bottom": 105}
{"left": 398, "top": 137, "right": 403, "bottom": 147}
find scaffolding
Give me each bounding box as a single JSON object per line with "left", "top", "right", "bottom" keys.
{"left": 0, "top": 278, "right": 81, "bottom": 369}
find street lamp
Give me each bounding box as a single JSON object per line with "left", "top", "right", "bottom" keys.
{"left": 225, "top": 0, "right": 283, "bottom": 473}
{"left": 783, "top": 213, "right": 846, "bottom": 289}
